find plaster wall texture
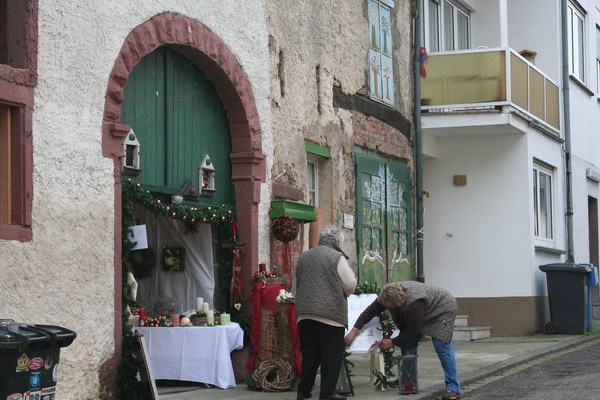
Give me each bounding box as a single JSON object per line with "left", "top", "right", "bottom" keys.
{"left": 266, "top": 0, "right": 414, "bottom": 267}
{"left": 0, "top": 1, "right": 270, "bottom": 399}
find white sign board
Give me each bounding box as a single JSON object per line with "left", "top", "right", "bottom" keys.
{"left": 345, "top": 294, "right": 382, "bottom": 353}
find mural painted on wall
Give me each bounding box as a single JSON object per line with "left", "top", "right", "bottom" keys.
{"left": 356, "top": 155, "right": 412, "bottom": 288}
{"left": 369, "top": 0, "right": 394, "bottom": 106}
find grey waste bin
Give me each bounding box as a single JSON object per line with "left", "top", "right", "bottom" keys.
{"left": 0, "top": 320, "right": 76, "bottom": 400}
{"left": 539, "top": 263, "right": 591, "bottom": 334}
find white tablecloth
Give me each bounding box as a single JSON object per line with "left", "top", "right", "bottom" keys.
{"left": 136, "top": 323, "right": 244, "bottom": 389}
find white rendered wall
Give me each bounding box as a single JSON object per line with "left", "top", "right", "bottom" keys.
{"left": 566, "top": 0, "right": 600, "bottom": 266}
{"left": 423, "top": 133, "right": 532, "bottom": 298}
{"left": 0, "top": 1, "right": 271, "bottom": 399}
{"left": 507, "top": 0, "right": 561, "bottom": 82}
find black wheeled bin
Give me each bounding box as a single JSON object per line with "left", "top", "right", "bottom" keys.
{"left": 0, "top": 320, "right": 76, "bottom": 400}
{"left": 539, "top": 263, "right": 591, "bottom": 334}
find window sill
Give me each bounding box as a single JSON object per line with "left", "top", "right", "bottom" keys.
{"left": 569, "top": 75, "right": 595, "bottom": 96}
{"left": 535, "top": 245, "right": 565, "bottom": 255}
{"left": 0, "top": 225, "right": 32, "bottom": 242}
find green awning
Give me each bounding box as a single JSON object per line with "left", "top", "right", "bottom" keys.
{"left": 269, "top": 200, "right": 317, "bottom": 222}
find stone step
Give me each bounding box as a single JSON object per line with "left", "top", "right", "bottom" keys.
{"left": 455, "top": 315, "right": 469, "bottom": 327}
{"left": 453, "top": 326, "right": 492, "bottom": 341}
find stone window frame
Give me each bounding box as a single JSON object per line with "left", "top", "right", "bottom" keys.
{"left": 0, "top": 0, "right": 38, "bottom": 242}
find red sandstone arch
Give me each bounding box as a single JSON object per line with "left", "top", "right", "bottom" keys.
{"left": 100, "top": 12, "right": 265, "bottom": 390}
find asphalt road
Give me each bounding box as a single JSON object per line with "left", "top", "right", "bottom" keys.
{"left": 463, "top": 341, "right": 600, "bottom": 399}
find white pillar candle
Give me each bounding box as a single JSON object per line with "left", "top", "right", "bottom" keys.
{"left": 202, "top": 302, "right": 210, "bottom": 313}
{"left": 206, "top": 310, "right": 214, "bottom": 325}
{"left": 196, "top": 297, "right": 204, "bottom": 311}
{"left": 279, "top": 289, "right": 286, "bottom": 296}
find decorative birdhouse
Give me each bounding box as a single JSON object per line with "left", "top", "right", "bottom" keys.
{"left": 122, "top": 129, "right": 141, "bottom": 174}
{"left": 199, "top": 154, "right": 216, "bottom": 196}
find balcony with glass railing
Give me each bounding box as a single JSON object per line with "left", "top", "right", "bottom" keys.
{"left": 421, "top": 48, "right": 560, "bottom": 133}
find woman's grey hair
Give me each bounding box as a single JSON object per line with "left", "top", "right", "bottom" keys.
{"left": 319, "top": 225, "right": 344, "bottom": 243}
{"left": 378, "top": 282, "right": 408, "bottom": 308}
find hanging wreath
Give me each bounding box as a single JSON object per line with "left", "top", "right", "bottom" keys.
{"left": 130, "top": 247, "right": 156, "bottom": 279}
{"left": 161, "top": 246, "right": 186, "bottom": 272}
{"left": 270, "top": 215, "right": 299, "bottom": 242}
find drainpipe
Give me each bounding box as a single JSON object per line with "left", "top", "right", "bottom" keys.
{"left": 413, "top": 0, "right": 425, "bottom": 282}
{"left": 560, "top": 0, "right": 574, "bottom": 262}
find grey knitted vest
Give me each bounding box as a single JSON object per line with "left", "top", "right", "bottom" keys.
{"left": 295, "top": 239, "right": 348, "bottom": 327}
{"left": 401, "top": 281, "right": 457, "bottom": 343}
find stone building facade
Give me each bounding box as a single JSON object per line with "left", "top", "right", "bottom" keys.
{"left": 0, "top": 1, "right": 415, "bottom": 398}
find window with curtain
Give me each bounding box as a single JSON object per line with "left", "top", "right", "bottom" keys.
{"left": 368, "top": 0, "right": 395, "bottom": 106}
{"left": 425, "top": 0, "right": 470, "bottom": 52}
{"left": 568, "top": 3, "right": 585, "bottom": 82}
{"left": 533, "top": 163, "right": 554, "bottom": 246}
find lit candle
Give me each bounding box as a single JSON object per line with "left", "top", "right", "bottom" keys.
{"left": 206, "top": 310, "right": 214, "bottom": 325}
{"left": 220, "top": 313, "right": 230, "bottom": 325}
{"left": 202, "top": 302, "right": 210, "bottom": 313}
{"left": 196, "top": 297, "right": 204, "bottom": 311}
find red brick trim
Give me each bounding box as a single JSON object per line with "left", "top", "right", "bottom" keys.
{"left": 100, "top": 12, "right": 265, "bottom": 391}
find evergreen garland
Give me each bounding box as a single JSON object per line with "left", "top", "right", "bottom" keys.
{"left": 118, "top": 178, "right": 237, "bottom": 398}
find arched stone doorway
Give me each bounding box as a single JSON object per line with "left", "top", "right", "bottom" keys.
{"left": 100, "top": 12, "right": 265, "bottom": 389}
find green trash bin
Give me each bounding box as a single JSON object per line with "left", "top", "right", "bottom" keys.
{"left": 0, "top": 320, "right": 76, "bottom": 400}
{"left": 539, "top": 263, "right": 591, "bottom": 334}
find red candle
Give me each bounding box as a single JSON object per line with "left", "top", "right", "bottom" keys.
{"left": 259, "top": 263, "right": 266, "bottom": 272}
{"left": 139, "top": 309, "right": 146, "bottom": 320}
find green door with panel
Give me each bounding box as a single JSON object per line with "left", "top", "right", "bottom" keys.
{"left": 120, "top": 46, "right": 233, "bottom": 206}
{"left": 356, "top": 153, "right": 413, "bottom": 288}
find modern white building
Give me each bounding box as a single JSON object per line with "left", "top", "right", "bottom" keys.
{"left": 420, "top": 0, "right": 600, "bottom": 336}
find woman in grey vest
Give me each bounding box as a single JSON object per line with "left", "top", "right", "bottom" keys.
{"left": 345, "top": 281, "right": 461, "bottom": 400}
{"left": 295, "top": 225, "right": 356, "bottom": 400}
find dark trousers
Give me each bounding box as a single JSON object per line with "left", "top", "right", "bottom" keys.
{"left": 297, "top": 319, "right": 345, "bottom": 397}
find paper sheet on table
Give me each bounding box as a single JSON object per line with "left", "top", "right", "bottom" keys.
{"left": 345, "top": 294, "right": 383, "bottom": 353}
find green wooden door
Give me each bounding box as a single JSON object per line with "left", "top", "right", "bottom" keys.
{"left": 356, "top": 153, "right": 413, "bottom": 288}
{"left": 121, "top": 47, "right": 233, "bottom": 206}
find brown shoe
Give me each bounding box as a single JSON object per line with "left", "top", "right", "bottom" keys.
{"left": 441, "top": 390, "right": 461, "bottom": 400}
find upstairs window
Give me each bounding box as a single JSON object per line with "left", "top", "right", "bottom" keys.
{"left": 567, "top": 2, "right": 585, "bottom": 82}
{"left": 0, "top": 0, "right": 28, "bottom": 69}
{"left": 368, "top": 0, "right": 395, "bottom": 106}
{"left": 533, "top": 163, "right": 554, "bottom": 246}
{"left": 596, "top": 25, "right": 600, "bottom": 94}
{"left": 425, "top": 0, "right": 470, "bottom": 52}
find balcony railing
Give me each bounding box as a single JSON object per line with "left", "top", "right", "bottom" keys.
{"left": 421, "top": 48, "right": 560, "bottom": 132}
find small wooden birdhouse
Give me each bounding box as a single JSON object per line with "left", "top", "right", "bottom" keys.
{"left": 122, "top": 129, "right": 141, "bottom": 174}
{"left": 199, "top": 154, "right": 216, "bottom": 196}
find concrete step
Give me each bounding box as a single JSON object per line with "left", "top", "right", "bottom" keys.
{"left": 453, "top": 325, "right": 492, "bottom": 341}
{"left": 455, "top": 315, "right": 469, "bottom": 327}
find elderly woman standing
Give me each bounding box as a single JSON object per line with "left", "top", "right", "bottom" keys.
{"left": 295, "top": 225, "right": 357, "bottom": 400}
{"left": 345, "top": 281, "right": 462, "bottom": 400}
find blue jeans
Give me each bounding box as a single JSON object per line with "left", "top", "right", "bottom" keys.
{"left": 400, "top": 334, "right": 461, "bottom": 394}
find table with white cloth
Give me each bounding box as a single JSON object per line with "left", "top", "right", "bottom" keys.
{"left": 136, "top": 322, "right": 244, "bottom": 389}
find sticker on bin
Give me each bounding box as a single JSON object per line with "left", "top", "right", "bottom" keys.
{"left": 16, "top": 354, "right": 30, "bottom": 372}
{"left": 29, "top": 371, "right": 41, "bottom": 390}
{"left": 52, "top": 364, "right": 59, "bottom": 382}
{"left": 5, "top": 393, "right": 23, "bottom": 400}
{"left": 23, "top": 392, "right": 41, "bottom": 400}
{"left": 29, "top": 357, "right": 43, "bottom": 370}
